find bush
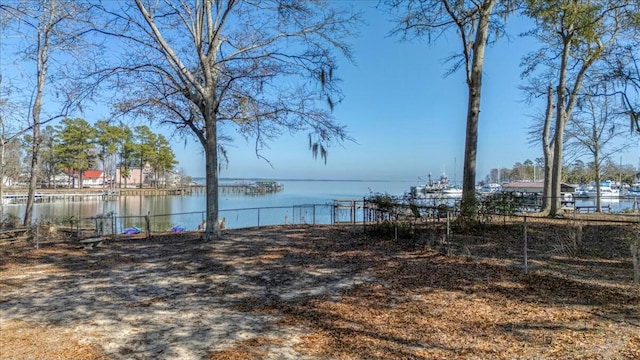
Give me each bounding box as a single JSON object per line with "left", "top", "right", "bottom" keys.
{"left": 1, "top": 213, "right": 21, "bottom": 229}
{"left": 366, "top": 192, "right": 398, "bottom": 212}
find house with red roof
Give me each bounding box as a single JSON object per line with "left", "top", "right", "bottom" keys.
{"left": 62, "top": 169, "right": 106, "bottom": 188}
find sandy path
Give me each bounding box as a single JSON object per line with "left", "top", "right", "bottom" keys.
{"left": 1, "top": 226, "right": 373, "bottom": 359}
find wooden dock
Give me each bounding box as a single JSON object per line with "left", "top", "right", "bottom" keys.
{"left": 219, "top": 181, "right": 283, "bottom": 195}
{"left": 2, "top": 186, "right": 205, "bottom": 202}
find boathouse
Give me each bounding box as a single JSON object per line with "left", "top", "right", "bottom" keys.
{"left": 501, "top": 181, "right": 577, "bottom": 195}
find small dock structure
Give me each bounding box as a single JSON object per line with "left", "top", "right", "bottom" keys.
{"left": 219, "top": 180, "right": 283, "bottom": 195}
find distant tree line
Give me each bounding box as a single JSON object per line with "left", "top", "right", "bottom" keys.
{"left": 483, "top": 158, "right": 638, "bottom": 186}
{"left": 4, "top": 119, "right": 177, "bottom": 189}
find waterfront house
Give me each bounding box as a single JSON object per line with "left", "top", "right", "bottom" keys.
{"left": 62, "top": 169, "right": 106, "bottom": 188}
{"left": 115, "top": 165, "right": 152, "bottom": 188}
{"left": 82, "top": 170, "right": 106, "bottom": 187}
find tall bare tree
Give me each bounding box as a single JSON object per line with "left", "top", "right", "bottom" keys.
{"left": 523, "top": 0, "right": 638, "bottom": 216}
{"left": 1, "top": 0, "right": 96, "bottom": 225}
{"left": 565, "top": 86, "right": 629, "bottom": 211}
{"left": 386, "top": 0, "right": 518, "bottom": 218}
{"left": 96, "top": 0, "right": 358, "bottom": 240}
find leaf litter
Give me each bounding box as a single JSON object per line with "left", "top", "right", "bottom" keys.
{"left": 0, "top": 224, "right": 638, "bottom": 359}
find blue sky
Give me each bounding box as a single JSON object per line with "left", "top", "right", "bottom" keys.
{"left": 176, "top": 2, "right": 636, "bottom": 182}
{"left": 3, "top": 1, "right": 638, "bottom": 183}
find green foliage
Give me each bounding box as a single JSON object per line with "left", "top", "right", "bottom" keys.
{"left": 54, "top": 118, "right": 98, "bottom": 182}
{"left": 149, "top": 134, "right": 177, "bottom": 175}
{"left": 366, "top": 192, "right": 398, "bottom": 212}
{"left": 43, "top": 119, "right": 178, "bottom": 187}
{"left": 486, "top": 156, "right": 638, "bottom": 186}
{"left": 525, "top": 0, "right": 607, "bottom": 43}
{"left": 478, "top": 192, "right": 522, "bottom": 223}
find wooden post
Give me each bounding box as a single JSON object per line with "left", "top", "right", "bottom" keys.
{"left": 111, "top": 213, "right": 116, "bottom": 240}
{"left": 523, "top": 215, "right": 528, "bottom": 275}
{"left": 35, "top": 221, "right": 40, "bottom": 249}
{"left": 351, "top": 200, "right": 355, "bottom": 224}
{"left": 446, "top": 210, "right": 451, "bottom": 256}
{"left": 145, "top": 212, "right": 150, "bottom": 238}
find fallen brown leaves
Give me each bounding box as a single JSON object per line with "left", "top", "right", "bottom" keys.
{"left": 274, "top": 226, "right": 640, "bottom": 359}
{"left": 207, "top": 337, "right": 284, "bottom": 360}
{"left": 0, "top": 320, "right": 106, "bottom": 360}
{"left": 1, "top": 224, "right": 639, "bottom": 359}
{"left": 266, "top": 228, "right": 640, "bottom": 359}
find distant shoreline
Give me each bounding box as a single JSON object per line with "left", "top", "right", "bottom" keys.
{"left": 216, "top": 178, "right": 405, "bottom": 183}
{"left": 1, "top": 186, "right": 204, "bottom": 196}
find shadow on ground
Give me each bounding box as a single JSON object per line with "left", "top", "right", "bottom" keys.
{"left": 1, "top": 224, "right": 639, "bottom": 359}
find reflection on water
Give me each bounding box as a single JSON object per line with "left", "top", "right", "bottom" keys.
{"left": 4, "top": 195, "right": 196, "bottom": 222}
{"left": 3, "top": 180, "right": 639, "bottom": 230}
{"left": 3, "top": 194, "right": 339, "bottom": 231}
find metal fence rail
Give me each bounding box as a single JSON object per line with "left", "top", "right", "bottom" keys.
{"left": 31, "top": 203, "right": 340, "bottom": 240}
{"left": 3, "top": 198, "right": 639, "bottom": 272}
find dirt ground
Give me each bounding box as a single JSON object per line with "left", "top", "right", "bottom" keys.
{"left": 1, "top": 224, "right": 639, "bottom": 359}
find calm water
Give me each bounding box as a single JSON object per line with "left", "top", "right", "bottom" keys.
{"left": 3, "top": 180, "right": 639, "bottom": 231}
{"left": 3, "top": 180, "right": 414, "bottom": 231}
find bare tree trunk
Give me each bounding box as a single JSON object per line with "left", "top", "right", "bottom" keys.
{"left": 461, "top": 0, "right": 495, "bottom": 218}
{"left": 550, "top": 114, "right": 567, "bottom": 216}
{"left": 549, "top": 37, "right": 572, "bottom": 217}
{"left": 203, "top": 102, "right": 220, "bottom": 241}
{"left": 0, "top": 138, "right": 5, "bottom": 225}
{"left": 541, "top": 84, "right": 554, "bottom": 213}
{"left": 23, "top": 0, "right": 57, "bottom": 226}
{"left": 594, "top": 152, "right": 601, "bottom": 212}
{"left": 24, "top": 75, "right": 44, "bottom": 226}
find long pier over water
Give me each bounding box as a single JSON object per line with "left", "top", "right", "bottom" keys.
{"left": 2, "top": 181, "right": 283, "bottom": 203}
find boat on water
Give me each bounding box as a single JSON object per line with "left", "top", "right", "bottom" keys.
{"left": 624, "top": 182, "right": 640, "bottom": 197}
{"left": 478, "top": 183, "right": 502, "bottom": 195}
{"left": 575, "top": 181, "right": 620, "bottom": 199}
{"left": 410, "top": 172, "right": 462, "bottom": 198}
{"left": 441, "top": 187, "right": 463, "bottom": 197}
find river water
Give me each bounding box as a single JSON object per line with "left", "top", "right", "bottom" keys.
{"left": 2, "top": 180, "right": 412, "bottom": 231}
{"left": 3, "top": 180, "right": 639, "bottom": 231}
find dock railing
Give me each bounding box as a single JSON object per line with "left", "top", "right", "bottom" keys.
{"left": 17, "top": 203, "right": 342, "bottom": 242}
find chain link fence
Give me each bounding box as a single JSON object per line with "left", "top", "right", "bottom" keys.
{"left": 2, "top": 194, "right": 639, "bottom": 283}
{"left": 361, "top": 193, "right": 640, "bottom": 282}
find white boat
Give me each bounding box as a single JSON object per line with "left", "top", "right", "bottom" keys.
{"left": 411, "top": 172, "right": 458, "bottom": 197}
{"left": 479, "top": 183, "right": 501, "bottom": 194}
{"left": 583, "top": 181, "right": 620, "bottom": 199}
{"left": 573, "top": 185, "right": 591, "bottom": 199}
{"left": 584, "top": 187, "right": 620, "bottom": 199}
{"left": 441, "top": 187, "right": 463, "bottom": 197}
